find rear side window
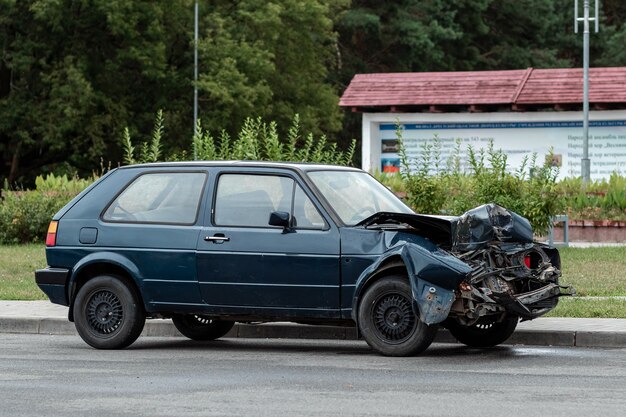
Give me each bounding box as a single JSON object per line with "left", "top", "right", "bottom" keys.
{"left": 103, "top": 172, "right": 206, "bottom": 224}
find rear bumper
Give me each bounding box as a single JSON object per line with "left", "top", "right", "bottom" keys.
{"left": 35, "top": 268, "right": 70, "bottom": 306}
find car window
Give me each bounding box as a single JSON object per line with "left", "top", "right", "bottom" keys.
{"left": 102, "top": 172, "right": 206, "bottom": 224}
{"left": 307, "top": 170, "right": 413, "bottom": 226}
{"left": 292, "top": 185, "right": 325, "bottom": 229}
{"left": 214, "top": 174, "right": 325, "bottom": 229}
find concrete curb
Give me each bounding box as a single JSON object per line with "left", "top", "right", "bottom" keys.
{"left": 2, "top": 316, "right": 626, "bottom": 348}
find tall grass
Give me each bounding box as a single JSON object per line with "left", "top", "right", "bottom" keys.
{"left": 124, "top": 112, "right": 356, "bottom": 166}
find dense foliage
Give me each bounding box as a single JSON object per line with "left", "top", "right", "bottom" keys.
{"left": 0, "top": 113, "right": 355, "bottom": 244}
{"left": 0, "top": 0, "right": 346, "bottom": 185}
{"left": 0, "top": 174, "right": 92, "bottom": 244}
{"left": 394, "top": 126, "right": 563, "bottom": 235}
{"left": 3, "top": 1, "right": 626, "bottom": 186}
{"left": 558, "top": 174, "right": 626, "bottom": 221}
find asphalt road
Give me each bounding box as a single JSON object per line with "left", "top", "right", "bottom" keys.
{"left": 1, "top": 334, "right": 625, "bottom": 417}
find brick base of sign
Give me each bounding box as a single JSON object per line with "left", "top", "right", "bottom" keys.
{"left": 550, "top": 221, "right": 626, "bottom": 243}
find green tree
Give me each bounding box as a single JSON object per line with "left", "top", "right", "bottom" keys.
{"left": 196, "top": 0, "right": 347, "bottom": 137}
{"left": 334, "top": 0, "right": 573, "bottom": 79}
{"left": 0, "top": 0, "right": 194, "bottom": 185}
{"left": 0, "top": 0, "right": 349, "bottom": 186}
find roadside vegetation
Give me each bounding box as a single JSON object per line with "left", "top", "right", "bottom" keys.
{"left": 5, "top": 118, "right": 626, "bottom": 245}
{"left": 0, "top": 114, "right": 354, "bottom": 245}
{"left": 377, "top": 169, "right": 626, "bottom": 225}
{"left": 0, "top": 174, "right": 94, "bottom": 244}
{"left": 373, "top": 126, "right": 626, "bottom": 235}
{"left": 395, "top": 130, "right": 561, "bottom": 235}
{"left": 122, "top": 112, "right": 355, "bottom": 166}
{"left": 3, "top": 244, "right": 625, "bottom": 318}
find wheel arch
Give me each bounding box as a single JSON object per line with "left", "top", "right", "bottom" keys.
{"left": 68, "top": 254, "right": 145, "bottom": 321}
{"left": 351, "top": 242, "right": 471, "bottom": 328}
{"left": 350, "top": 254, "right": 409, "bottom": 327}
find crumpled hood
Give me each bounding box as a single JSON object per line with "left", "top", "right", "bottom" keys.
{"left": 357, "top": 203, "right": 534, "bottom": 251}
{"left": 452, "top": 203, "right": 533, "bottom": 251}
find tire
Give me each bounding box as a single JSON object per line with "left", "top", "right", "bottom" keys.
{"left": 358, "top": 275, "right": 437, "bottom": 357}
{"left": 74, "top": 275, "right": 145, "bottom": 349}
{"left": 447, "top": 315, "right": 518, "bottom": 347}
{"left": 171, "top": 314, "right": 234, "bottom": 341}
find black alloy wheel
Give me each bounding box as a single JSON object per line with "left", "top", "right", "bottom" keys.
{"left": 372, "top": 292, "right": 416, "bottom": 344}
{"left": 446, "top": 315, "right": 519, "bottom": 347}
{"left": 74, "top": 275, "right": 146, "bottom": 349}
{"left": 86, "top": 290, "right": 124, "bottom": 334}
{"left": 358, "top": 275, "right": 437, "bottom": 356}
{"left": 171, "top": 314, "right": 234, "bottom": 341}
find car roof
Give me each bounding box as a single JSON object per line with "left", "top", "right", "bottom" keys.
{"left": 118, "top": 160, "right": 364, "bottom": 173}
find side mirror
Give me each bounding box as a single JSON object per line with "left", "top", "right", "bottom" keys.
{"left": 268, "top": 211, "right": 291, "bottom": 229}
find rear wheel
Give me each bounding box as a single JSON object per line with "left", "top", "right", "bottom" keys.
{"left": 447, "top": 315, "right": 518, "bottom": 347}
{"left": 171, "top": 314, "right": 234, "bottom": 341}
{"left": 74, "top": 275, "right": 145, "bottom": 349}
{"left": 358, "top": 275, "right": 437, "bottom": 356}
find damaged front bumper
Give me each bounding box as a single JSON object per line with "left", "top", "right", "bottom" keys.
{"left": 488, "top": 283, "right": 576, "bottom": 320}
{"left": 448, "top": 281, "right": 576, "bottom": 326}
{"left": 491, "top": 283, "right": 576, "bottom": 319}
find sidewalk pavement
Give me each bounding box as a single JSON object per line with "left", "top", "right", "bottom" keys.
{"left": 2, "top": 301, "right": 625, "bottom": 348}
{"left": 566, "top": 242, "right": 626, "bottom": 247}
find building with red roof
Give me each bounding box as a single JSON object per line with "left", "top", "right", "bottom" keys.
{"left": 340, "top": 68, "right": 626, "bottom": 179}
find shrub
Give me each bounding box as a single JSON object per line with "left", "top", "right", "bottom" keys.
{"left": 557, "top": 173, "right": 626, "bottom": 221}
{"left": 0, "top": 174, "right": 92, "bottom": 244}
{"left": 395, "top": 125, "right": 562, "bottom": 235}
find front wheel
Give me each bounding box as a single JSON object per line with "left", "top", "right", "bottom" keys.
{"left": 358, "top": 276, "right": 437, "bottom": 356}
{"left": 446, "top": 315, "right": 518, "bottom": 347}
{"left": 171, "top": 314, "right": 234, "bottom": 341}
{"left": 74, "top": 275, "right": 146, "bottom": 349}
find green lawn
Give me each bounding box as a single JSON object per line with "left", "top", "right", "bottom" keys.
{"left": 546, "top": 297, "right": 626, "bottom": 318}
{"left": 1, "top": 244, "right": 625, "bottom": 317}
{"left": 0, "top": 244, "right": 47, "bottom": 300}
{"left": 559, "top": 247, "right": 626, "bottom": 296}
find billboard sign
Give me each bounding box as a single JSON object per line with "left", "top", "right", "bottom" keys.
{"left": 371, "top": 115, "right": 626, "bottom": 181}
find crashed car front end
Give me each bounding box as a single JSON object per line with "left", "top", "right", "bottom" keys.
{"left": 451, "top": 241, "right": 566, "bottom": 325}
{"left": 447, "top": 204, "right": 574, "bottom": 326}
{"left": 354, "top": 204, "right": 575, "bottom": 328}
{"left": 307, "top": 169, "right": 573, "bottom": 354}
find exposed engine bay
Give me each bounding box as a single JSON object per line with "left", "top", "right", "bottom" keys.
{"left": 448, "top": 204, "right": 575, "bottom": 325}
{"left": 450, "top": 242, "right": 569, "bottom": 325}
{"left": 357, "top": 203, "right": 575, "bottom": 327}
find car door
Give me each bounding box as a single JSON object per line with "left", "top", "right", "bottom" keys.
{"left": 196, "top": 168, "right": 341, "bottom": 318}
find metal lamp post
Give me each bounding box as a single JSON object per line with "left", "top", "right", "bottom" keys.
{"left": 193, "top": 0, "right": 199, "bottom": 138}
{"left": 575, "top": 0, "right": 599, "bottom": 184}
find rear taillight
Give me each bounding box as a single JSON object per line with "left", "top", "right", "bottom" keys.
{"left": 46, "top": 221, "right": 58, "bottom": 247}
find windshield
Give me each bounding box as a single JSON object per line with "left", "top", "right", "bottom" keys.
{"left": 307, "top": 170, "right": 414, "bottom": 226}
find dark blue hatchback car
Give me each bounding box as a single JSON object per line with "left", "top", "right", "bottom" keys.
{"left": 36, "top": 162, "right": 571, "bottom": 356}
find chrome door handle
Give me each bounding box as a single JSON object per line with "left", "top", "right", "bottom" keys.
{"left": 204, "top": 235, "right": 230, "bottom": 242}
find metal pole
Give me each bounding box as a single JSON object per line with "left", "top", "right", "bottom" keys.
{"left": 193, "top": 0, "right": 199, "bottom": 138}
{"left": 581, "top": 0, "right": 591, "bottom": 184}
